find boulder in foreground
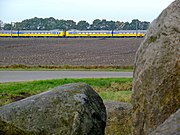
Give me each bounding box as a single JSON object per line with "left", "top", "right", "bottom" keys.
{"left": 0, "top": 83, "right": 106, "bottom": 135}
{"left": 149, "top": 109, "right": 180, "bottom": 135}
{"left": 132, "top": 0, "right": 180, "bottom": 134}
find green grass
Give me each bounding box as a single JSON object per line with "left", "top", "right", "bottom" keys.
{"left": 0, "top": 64, "right": 133, "bottom": 72}
{"left": 99, "top": 91, "right": 132, "bottom": 102}
{"left": 0, "top": 78, "right": 132, "bottom": 106}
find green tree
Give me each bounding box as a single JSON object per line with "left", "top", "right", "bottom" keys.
{"left": 106, "top": 20, "right": 116, "bottom": 30}
{"left": 90, "top": 19, "right": 101, "bottom": 30}
{"left": 1, "top": 18, "right": 150, "bottom": 31}
{"left": 90, "top": 19, "right": 116, "bottom": 30}
{"left": 115, "top": 21, "right": 124, "bottom": 30}
{"left": 122, "top": 22, "right": 130, "bottom": 30}
{"left": 65, "top": 20, "right": 76, "bottom": 30}
{"left": 56, "top": 20, "right": 67, "bottom": 30}
{"left": 140, "top": 21, "right": 150, "bottom": 30}
{"left": 43, "top": 17, "right": 57, "bottom": 30}
{"left": 3, "top": 23, "right": 12, "bottom": 30}
{"left": 131, "top": 19, "right": 140, "bottom": 30}
{"left": 76, "top": 20, "right": 90, "bottom": 30}
{"left": 122, "top": 19, "right": 150, "bottom": 30}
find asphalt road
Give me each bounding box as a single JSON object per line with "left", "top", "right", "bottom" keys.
{"left": 0, "top": 71, "right": 133, "bottom": 83}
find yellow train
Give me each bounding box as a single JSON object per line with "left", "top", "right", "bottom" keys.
{"left": 0, "top": 30, "right": 146, "bottom": 38}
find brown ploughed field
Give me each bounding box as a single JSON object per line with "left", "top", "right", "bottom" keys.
{"left": 0, "top": 38, "right": 143, "bottom": 67}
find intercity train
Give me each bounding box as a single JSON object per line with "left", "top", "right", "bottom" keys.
{"left": 0, "top": 29, "right": 146, "bottom": 38}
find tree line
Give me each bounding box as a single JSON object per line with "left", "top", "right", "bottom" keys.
{"left": 1, "top": 17, "right": 150, "bottom": 31}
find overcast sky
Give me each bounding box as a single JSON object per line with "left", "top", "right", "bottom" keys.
{"left": 0, "top": 0, "right": 174, "bottom": 24}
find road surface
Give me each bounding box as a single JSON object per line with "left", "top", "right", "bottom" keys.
{"left": 0, "top": 71, "right": 133, "bottom": 82}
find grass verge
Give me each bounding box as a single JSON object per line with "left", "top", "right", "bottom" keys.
{"left": 0, "top": 64, "right": 133, "bottom": 72}
{"left": 0, "top": 78, "right": 132, "bottom": 106}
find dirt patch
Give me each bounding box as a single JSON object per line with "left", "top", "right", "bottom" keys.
{"left": 0, "top": 38, "right": 143, "bottom": 66}
{"left": 11, "top": 92, "right": 32, "bottom": 102}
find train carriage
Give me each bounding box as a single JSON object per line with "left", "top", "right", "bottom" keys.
{"left": 0, "top": 30, "right": 146, "bottom": 38}
{"left": 66, "top": 30, "right": 113, "bottom": 37}
{"left": 0, "top": 30, "right": 65, "bottom": 37}
{"left": 113, "top": 30, "right": 146, "bottom": 37}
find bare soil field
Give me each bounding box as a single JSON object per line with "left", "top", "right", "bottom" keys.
{"left": 0, "top": 38, "right": 143, "bottom": 67}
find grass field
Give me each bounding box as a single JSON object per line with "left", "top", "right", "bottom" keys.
{"left": 0, "top": 78, "right": 132, "bottom": 106}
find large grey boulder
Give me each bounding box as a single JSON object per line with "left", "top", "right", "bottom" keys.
{"left": 132, "top": 0, "right": 180, "bottom": 135}
{"left": 104, "top": 101, "right": 132, "bottom": 135}
{"left": 149, "top": 109, "right": 180, "bottom": 135}
{"left": 0, "top": 83, "right": 106, "bottom": 135}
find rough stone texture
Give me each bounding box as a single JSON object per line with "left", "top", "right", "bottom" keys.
{"left": 149, "top": 109, "right": 180, "bottom": 135}
{"left": 132, "top": 0, "right": 180, "bottom": 135}
{"left": 104, "top": 101, "right": 132, "bottom": 135}
{"left": 0, "top": 83, "right": 106, "bottom": 135}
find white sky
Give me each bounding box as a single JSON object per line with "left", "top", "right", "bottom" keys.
{"left": 0, "top": 0, "right": 174, "bottom": 24}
